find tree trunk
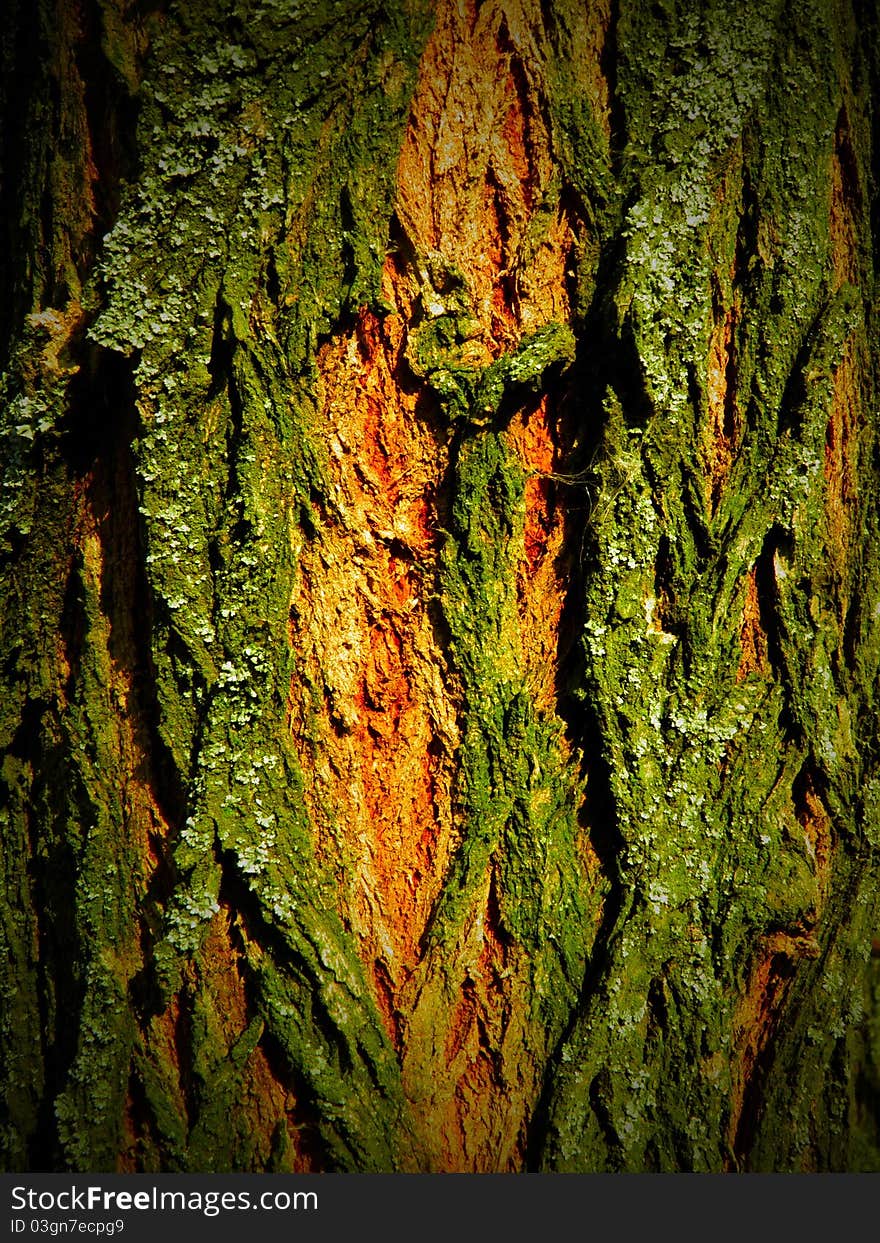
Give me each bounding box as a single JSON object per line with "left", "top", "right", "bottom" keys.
{"left": 2, "top": 0, "right": 880, "bottom": 1173}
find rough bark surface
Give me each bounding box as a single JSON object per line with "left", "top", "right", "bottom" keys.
{"left": 1, "top": 0, "right": 880, "bottom": 1172}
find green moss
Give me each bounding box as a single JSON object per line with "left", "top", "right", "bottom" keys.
{"left": 409, "top": 316, "right": 576, "bottom": 425}
{"left": 409, "top": 407, "right": 596, "bottom": 1091}
{"left": 538, "top": 0, "right": 880, "bottom": 1172}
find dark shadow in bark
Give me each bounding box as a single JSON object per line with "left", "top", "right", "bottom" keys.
{"left": 259, "top": 1028, "right": 331, "bottom": 1173}
{"left": 5, "top": 705, "right": 81, "bottom": 1169}
{"left": 75, "top": 0, "right": 142, "bottom": 264}
{"left": 65, "top": 348, "right": 188, "bottom": 1029}
{"left": 731, "top": 949, "right": 796, "bottom": 1164}
{"left": 753, "top": 524, "right": 787, "bottom": 680}
{"left": 0, "top": 1, "right": 45, "bottom": 356}
{"left": 602, "top": 0, "right": 625, "bottom": 171}
{"left": 217, "top": 848, "right": 356, "bottom": 1082}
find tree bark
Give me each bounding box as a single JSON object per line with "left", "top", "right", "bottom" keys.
{"left": 2, "top": 0, "right": 880, "bottom": 1173}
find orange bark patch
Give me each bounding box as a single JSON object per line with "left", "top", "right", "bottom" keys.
{"left": 829, "top": 116, "right": 860, "bottom": 290}
{"left": 394, "top": 0, "right": 584, "bottom": 727}
{"left": 406, "top": 868, "right": 537, "bottom": 1172}
{"left": 507, "top": 395, "right": 577, "bottom": 714}
{"left": 794, "top": 773, "right": 832, "bottom": 914}
{"left": 289, "top": 307, "right": 458, "bottom": 1041}
{"left": 823, "top": 339, "right": 860, "bottom": 608}
{"left": 394, "top": 0, "right": 577, "bottom": 346}
{"left": 729, "top": 929, "right": 822, "bottom": 1165}
{"left": 149, "top": 994, "right": 185, "bottom": 1099}
{"left": 706, "top": 303, "right": 740, "bottom": 511}
{"left": 728, "top": 939, "right": 797, "bottom": 1159}
{"left": 704, "top": 147, "right": 745, "bottom": 511}
{"left": 389, "top": 1, "right": 590, "bottom": 1148}
{"left": 736, "top": 566, "right": 769, "bottom": 681}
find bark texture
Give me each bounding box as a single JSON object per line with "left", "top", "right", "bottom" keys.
{"left": 2, "top": 0, "right": 880, "bottom": 1172}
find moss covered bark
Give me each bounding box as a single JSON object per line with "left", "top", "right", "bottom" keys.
{"left": 1, "top": 0, "right": 879, "bottom": 1172}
